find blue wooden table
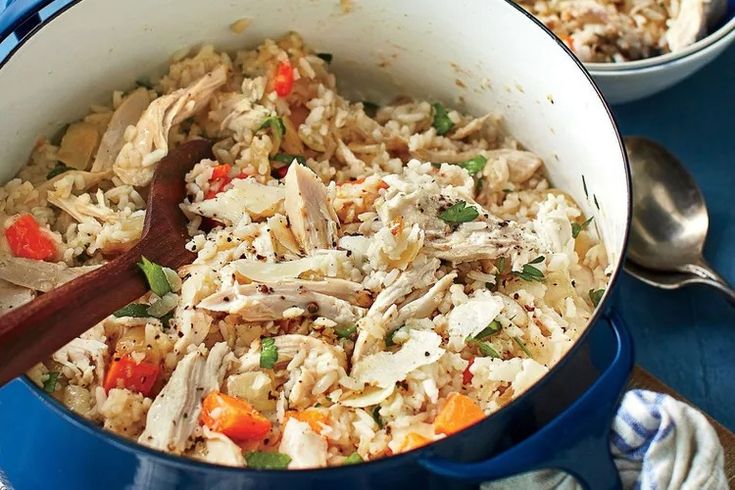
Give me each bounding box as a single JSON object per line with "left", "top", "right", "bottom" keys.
{"left": 613, "top": 44, "right": 735, "bottom": 430}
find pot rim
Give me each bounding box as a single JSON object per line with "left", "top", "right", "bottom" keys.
{"left": 4, "top": 0, "right": 632, "bottom": 473}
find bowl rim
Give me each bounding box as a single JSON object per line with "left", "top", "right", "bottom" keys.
{"left": 585, "top": 11, "right": 735, "bottom": 72}
{"left": 4, "top": 0, "right": 632, "bottom": 474}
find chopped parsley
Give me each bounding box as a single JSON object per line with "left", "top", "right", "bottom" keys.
{"left": 571, "top": 216, "right": 594, "bottom": 239}
{"left": 334, "top": 324, "right": 357, "bottom": 339}
{"left": 474, "top": 320, "right": 502, "bottom": 340}
{"left": 372, "top": 406, "right": 384, "bottom": 429}
{"left": 272, "top": 153, "right": 306, "bottom": 166}
{"left": 113, "top": 303, "right": 151, "bottom": 318}
{"left": 384, "top": 330, "right": 397, "bottom": 347}
{"left": 259, "top": 115, "right": 286, "bottom": 137}
{"left": 457, "top": 155, "right": 487, "bottom": 176}
{"left": 316, "top": 52, "right": 333, "bottom": 64}
{"left": 589, "top": 288, "right": 605, "bottom": 307}
{"left": 137, "top": 256, "right": 172, "bottom": 297}
{"left": 512, "top": 256, "right": 545, "bottom": 282}
{"left": 496, "top": 257, "right": 506, "bottom": 274}
{"left": 343, "top": 452, "right": 363, "bottom": 465}
{"left": 43, "top": 372, "right": 59, "bottom": 393}
{"left": 159, "top": 312, "right": 174, "bottom": 329}
{"left": 476, "top": 342, "right": 500, "bottom": 358}
{"left": 245, "top": 451, "right": 292, "bottom": 470}
{"left": 259, "top": 337, "right": 278, "bottom": 369}
{"left": 438, "top": 200, "right": 479, "bottom": 224}
{"left": 46, "top": 163, "right": 71, "bottom": 180}
{"left": 431, "top": 102, "right": 454, "bottom": 135}
{"left": 512, "top": 337, "right": 534, "bottom": 359}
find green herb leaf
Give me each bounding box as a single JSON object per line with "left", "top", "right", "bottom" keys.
{"left": 272, "top": 153, "right": 306, "bottom": 166}
{"left": 512, "top": 257, "right": 545, "bottom": 282}
{"left": 496, "top": 257, "right": 506, "bottom": 274}
{"left": 343, "top": 452, "right": 363, "bottom": 465}
{"left": 457, "top": 155, "right": 487, "bottom": 176}
{"left": 362, "top": 101, "right": 378, "bottom": 117}
{"left": 43, "top": 372, "right": 59, "bottom": 393}
{"left": 245, "top": 451, "right": 292, "bottom": 470}
{"left": 372, "top": 406, "right": 384, "bottom": 429}
{"left": 571, "top": 216, "right": 594, "bottom": 239}
{"left": 431, "top": 103, "right": 454, "bottom": 136}
{"left": 260, "top": 337, "right": 278, "bottom": 369}
{"left": 259, "top": 116, "right": 286, "bottom": 138}
{"left": 46, "top": 163, "right": 71, "bottom": 180}
{"left": 316, "top": 52, "right": 333, "bottom": 64}
{"left": 438, "top": 200, "right": 479, "bottom": 224}
{"left": 137, "top": 256, "right": 172, "bottom": 297}
{"left": 334, "top": 324, "right": 357, "bottom": 339}
{"left": 512, "top": 337, "right": 534, "bottom": 359}
{"left": 589, "top": 288, "right": 605, "bottom": 307}
{"left": 384, "top": 329, "right": 397, "bottom": 347}
{"left": 474, "top": 321, "right": 501, "bottom": 340}
{"left": 477, "top": 342, "right": 500, "bottom": 358}
{"left": 159, "top": 311, "right": 174, "bottom": 329}
{"left": 113, "top": 303, "right": 151, "bottom": 318}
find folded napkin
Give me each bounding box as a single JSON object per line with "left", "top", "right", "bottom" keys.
{"left": 483, "top": 390, "right": 727, "bottom": 489}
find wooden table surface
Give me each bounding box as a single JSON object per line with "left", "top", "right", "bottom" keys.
{"left": 631, "top": 366, "right": 735, "bottom": 485}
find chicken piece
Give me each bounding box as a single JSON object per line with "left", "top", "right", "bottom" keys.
{"left": 390, "top": 272, "right": 457, "bottom": 329}
{"left": 198, "top": 280, "right": 368, "bottom": 325}
{"left": 450, "top": 114, "right": 492, "bottom": 140}
{"left": 367, "top": 257, "right": 440, "bottom": 317}
{"left": 267, "top": 214, "right": 301, "bottom": 257}
{"left": 665, "top": 0, "right": 708, "bottom": 51}
{"left": 46, "top": 192, "right": 114, "bottom": 223}
{"left": 57, "top": 122, "right": 100, "bottom": 170}
{"left": 0, "top": 278, "right": 35, "bottom": 313}
{"left": 0, "top": 255, "right": 99, "bottom": 292}
{"left": 283, "top": 163, "right": 340, "bottom": 253}
{"left": 200, "top": 426, "right": 245, "bottom": 467}
{"left": 226, "top": 372, "right": 274, "bottom": 412}
{"left": 188, "top": 178, "right": 285, "bottom": 225}
{"left": 351, "top": 330, "right": 445, "bottom": 389}
{"left": 114, "top": 65, "right": 228, "bottom": 187}
{"left": 22, "top": 170, "right": 111, "bottom": 210}
{"left": 278, "top": 418, "right": 328, "bottom": 469}
{"left": 483, "top": 149, "right": 543, "bottom": 184}
{"left": 52, "top": 338, "right": 108, "bottom": 386}
{"left": 172, "top": 265, "right": 217, "bottom": 357}
{"left": 424, "top": 220, "right": 536, "bottom": 263}
{"left": 91, "top": 88, "right": 151, "bottom": 172}
{"left": 138, "top": 342, "right": 233, "bottom": 453}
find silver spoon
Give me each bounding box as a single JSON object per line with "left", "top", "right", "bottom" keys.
{"left": 623, "top": 136, "right": 735, "bottom": 303}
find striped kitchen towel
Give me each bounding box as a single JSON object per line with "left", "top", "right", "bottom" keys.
{"left": 484, "top": 390, "right": 727, "bottom": 489}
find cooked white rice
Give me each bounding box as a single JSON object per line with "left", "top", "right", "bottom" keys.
{"left": 1, "top": 33, "right": 610, "bottom": 468}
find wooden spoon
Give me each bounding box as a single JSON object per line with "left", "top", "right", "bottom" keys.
{"left": 0, "top": 139, "right": 213, "bottom": 388}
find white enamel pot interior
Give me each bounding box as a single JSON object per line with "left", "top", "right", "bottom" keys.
{"left": 0, "top": 0, "right": 630, "bottom": 464}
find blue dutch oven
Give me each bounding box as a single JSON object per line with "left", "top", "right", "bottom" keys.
{"left": 0, "top": 0, "right": 633, "bottom": 488}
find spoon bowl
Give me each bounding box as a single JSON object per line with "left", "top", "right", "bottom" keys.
{"left": 624, "top": 136, "right": 735, "bottom": 303}
{"left": 0, "top": 139, "right": 213, "bottom": 387}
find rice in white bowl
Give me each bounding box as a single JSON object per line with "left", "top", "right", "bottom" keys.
{"left": 516, "top": 0, "right": 725, "bottom": 62}
{"left": 3, "top": 33, "right": 609, "bottom": 468}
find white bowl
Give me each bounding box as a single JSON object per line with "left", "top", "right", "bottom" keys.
{"left": 582, "top": 5, "right": 735, "bottom": 104}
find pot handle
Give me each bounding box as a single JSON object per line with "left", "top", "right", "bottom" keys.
{"left": 419, "top": 310, "right": 634, "bottom": 489}
{"left": 0, "top": 0, "right": 53, "bottom": 44}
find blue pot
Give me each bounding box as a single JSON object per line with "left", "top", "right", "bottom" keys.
{"left": 0, "top": 0, "right": 634, "bottom": 488}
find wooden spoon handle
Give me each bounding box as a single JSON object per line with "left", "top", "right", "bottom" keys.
{"left": 0, "top": 247, "right": 146, "bottom": 386}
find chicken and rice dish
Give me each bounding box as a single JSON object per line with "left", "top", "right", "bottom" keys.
{"left": 517, "top": 0, "right": 724, "bottom": 62}
{"left": 0, "top": 34, "right": 610, "bottom": 469}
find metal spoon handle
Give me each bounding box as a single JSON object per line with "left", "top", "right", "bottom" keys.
{"left": 683, "top": 259, "right": 735, "bottom": 305}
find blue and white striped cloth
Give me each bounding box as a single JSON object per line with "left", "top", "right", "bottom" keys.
{"left": 484, "top": 390, "right": 727, "bottom": 489}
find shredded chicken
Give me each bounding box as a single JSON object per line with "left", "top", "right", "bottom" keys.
{"left": 0, "top": 255, "right": 99, "bottom": 292}
{"left": 188, "top": 178, "right": 285, "bottom": 225}
{"left": 283, "top": 163, "right": 340, "bottom": 253}
{"left": 52, "top": 338, "right": 108, "bottom": 386}
{"left": 200, "top": 426, "right": 245, "bottom": 466}
{"left": 0, "top": 278, "right": 35, "bottom": 312}
{"left": 278, "top": 418, "right": 328, "bottom": 469}
{"left": 138, "top": 342, "right": 233, "bottom": 453}
{"left": 114, "top": 65, "right": 228, "bottom": 186}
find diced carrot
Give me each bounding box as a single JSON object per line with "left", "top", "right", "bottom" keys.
{"left": 5, "top": 214, "right": 57, "bottom": 261}
{"left": 273, "top": 61, "right": 294, "bottom": 97}
{"left": 377, "top": 179, "right": 389, "bottom": 190}
{"left": 463, "top": 357, "right": 475, "bottom": 385}
{"left": 285, "top": 409, "right": 327, "bottom": 434}
{"left": 399, "top": 432, "right": 431, "bottom": 452}
{"left": 433, "top": 393, "right": 485, "bottom": 435}
{"left": 103, "top": 354, "right": 160, "bottom": 397}
{"left": 201, "top": 392, "right": 272, "bottom": 441}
